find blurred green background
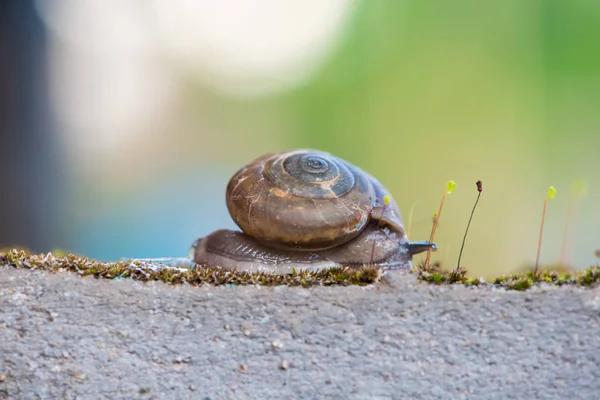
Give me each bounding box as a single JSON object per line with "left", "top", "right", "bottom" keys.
{"left": 1, "top": 0, "right": 599, "bottom": 277}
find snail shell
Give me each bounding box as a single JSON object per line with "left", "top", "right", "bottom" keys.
{"left": 191, "top": 149, "right": 435, "bottom": 274}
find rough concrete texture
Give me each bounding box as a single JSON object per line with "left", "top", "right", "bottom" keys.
{"left": 1, "top": 266, "right": 600, "bottom": 400}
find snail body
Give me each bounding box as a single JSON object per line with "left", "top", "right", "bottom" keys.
{"left": 191, "top": 149, "right": 435, "bottom": 274}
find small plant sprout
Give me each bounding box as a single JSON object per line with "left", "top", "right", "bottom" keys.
{"left": 424, "top": 180, "right": 456, "bottom": 269}
{"left": 456, "top": 180, "right": 483, "bottom": 271}
{"left": 559, "top": 178, "right": 587, "bottom": 266}
{"left": 407, "top": 200, "right": 417, "bottom": 239}
{"left": 369, "top": 195, "right": 390, "bottom": 265}
{"left": 534, "top": 186, "right": 557, "bottom": 276}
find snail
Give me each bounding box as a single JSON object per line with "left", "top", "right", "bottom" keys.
{"left": 189, "top": 149, "right": 436, "bottom": 274}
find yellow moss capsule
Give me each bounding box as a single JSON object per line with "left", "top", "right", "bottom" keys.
{"left": 547, "top": 186, "right": 557, "bottom": 200}
{"left": 447, "top": 180, "right": 457, "bottom": 194}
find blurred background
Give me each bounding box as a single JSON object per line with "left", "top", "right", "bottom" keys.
{"left": 1, "top": 0, "right": 599, "bottom": 277}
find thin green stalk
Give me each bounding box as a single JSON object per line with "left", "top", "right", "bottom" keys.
{"left": 534, "top": 199, "right": 548, "bottom": 276}
{"left": 534, "top": 186, "right": 556, "bottom": 276}
{"left": 424, "top": 181, "right": 456, "bottom": 269}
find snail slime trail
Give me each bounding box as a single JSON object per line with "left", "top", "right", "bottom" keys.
{"left": 189, "top": 149, "right": 437, "bottom": 275}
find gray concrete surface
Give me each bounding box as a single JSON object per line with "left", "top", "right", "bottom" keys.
{"left": 1, "top": 265, "right": 600, "bottom": 400}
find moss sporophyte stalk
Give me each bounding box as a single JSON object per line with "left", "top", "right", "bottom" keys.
{"left": 456, "top": 180, "right": 483, "bottom": 271}
{"left": 424, "top": 180, "right": 456, "bottom": 269}
{"left": 534, "top": 186, "right": 556, "bottom": 276}
{"left": 1, "top": 249, "right": 598, "bottom": 291}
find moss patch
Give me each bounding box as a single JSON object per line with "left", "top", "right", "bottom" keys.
{"left": 1, "top": 249, "right": 598, "bottom": 290}
{"left": 413, "top": 262, "right": 473, "bottom": 285}
{"left": 0, "top": 250, "right": 380, "bottom": 287}
{"left": 414, "top": 262, "right": 600, "bottom": 291}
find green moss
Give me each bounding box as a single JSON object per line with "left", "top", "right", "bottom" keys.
{"left": 466, "top": 277, "right": 479, "bottom": 285}
{"left": 1, "top": 249, "right": 598, "bottom": 290}
{"left": 507, "top": 277, "right": 533, "bottom": 291}
{"left": 0, "top": 249, "right": 381, "bottom": 287}
{"left": 577, "top": 266, "right": 600, "bottom": 286}
{"left": 417, "top": 262, "right": 600, "bottom": 291}
{"left": 413, "top": 262, "right": 469, "bottom": 285}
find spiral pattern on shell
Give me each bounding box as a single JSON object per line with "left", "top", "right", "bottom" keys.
{"left": 226, "top": 149, "right": 383, "bottom": 251}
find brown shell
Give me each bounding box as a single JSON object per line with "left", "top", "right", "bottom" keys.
{"left": 225, "top": 149, "right": 405, "bottom": 251}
